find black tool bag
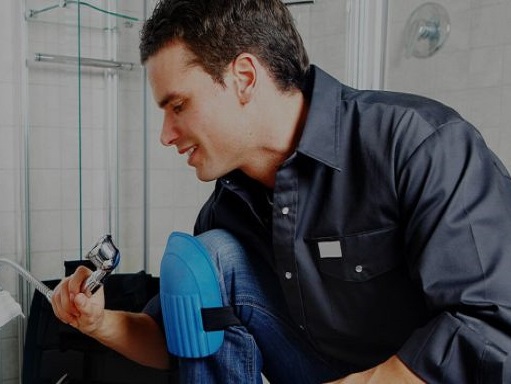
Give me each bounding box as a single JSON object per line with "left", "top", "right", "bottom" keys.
{"left": 23, "top": 261, "right": 178, "bottom": 384}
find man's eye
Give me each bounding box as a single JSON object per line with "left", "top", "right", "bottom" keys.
{"left": 173, "top": 103, "right": 184, "bottom": 113}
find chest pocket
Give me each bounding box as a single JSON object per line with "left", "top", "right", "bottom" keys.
{"left": 309, "top": 226, "right": 403, "bottom": 282}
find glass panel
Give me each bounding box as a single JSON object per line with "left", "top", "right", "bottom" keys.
{"left": 25, "top": 0, "right": 83, "bottom": 280}
{"left": 67, "top": 0, "right": 147, "bottom": 273}
{"left": 113, "top": 0, "right": 148, "bottom": 272}
{"left": 24, "top": 0, "right": 146, "bottom": 278}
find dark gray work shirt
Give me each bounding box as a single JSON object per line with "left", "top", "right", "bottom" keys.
{"left": 192, "top": 66, "right": 511, "bottom": 382}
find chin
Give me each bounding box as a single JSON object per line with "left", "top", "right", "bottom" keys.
{"left": 195, "top": 166, "right": 230, "bottom": 183}
{"left": 195, "top": 170, "right": 219, "bottom": 183}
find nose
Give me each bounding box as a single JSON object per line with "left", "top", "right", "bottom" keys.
{"left": 160, "top": 115, "right": 179, "bottom": 146}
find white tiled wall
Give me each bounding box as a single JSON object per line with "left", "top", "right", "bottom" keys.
{"left": 290, "top": 0, "right": 348, "bottom": 82}
{"left": 385, "top": 0, "right": 511, "bottom": 170}
{"left": 0, "top": 0, "right": 23, "bottom": 383}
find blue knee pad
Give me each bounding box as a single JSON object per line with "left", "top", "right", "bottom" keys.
{"left": 160, "top": 232, "right": 240, "bottom": 358}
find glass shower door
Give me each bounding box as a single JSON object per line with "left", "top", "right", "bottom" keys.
{"left": 23, "top": 0, "right": 147, "bottom": 282}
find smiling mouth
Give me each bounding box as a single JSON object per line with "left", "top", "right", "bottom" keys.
{"left": 186, "top": 146, "right": 197, "bottom": 159}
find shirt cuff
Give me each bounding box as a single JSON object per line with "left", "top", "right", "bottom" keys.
{"left": 397, "top": 312, "right": 508, "bottom": 383}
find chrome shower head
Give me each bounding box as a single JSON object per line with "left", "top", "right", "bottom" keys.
{"left": 85, "top": 234, "right": 120, "bottom": 273}
{"left": 82, "top": 234, "right": 120, "bottom": 295}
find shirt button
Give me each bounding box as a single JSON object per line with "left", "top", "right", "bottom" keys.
{"left": 355, "top": 265, "right": 363, "bottom": 273}
{"left": 285, "top": 272, "right": 293, "bottom": 279}
{"left": 281, "top": 206, "right": 290, "bottom": 215}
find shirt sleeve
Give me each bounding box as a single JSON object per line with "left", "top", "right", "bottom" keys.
{"left": 395, "top": 120, "right": 511, "bottom": 382}
{"left": 142, "top": 293, "right": 164, "bottom": 329}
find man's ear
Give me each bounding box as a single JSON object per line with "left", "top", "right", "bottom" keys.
{"left": 231, "top": 53, "right": 257, "bottom": 105}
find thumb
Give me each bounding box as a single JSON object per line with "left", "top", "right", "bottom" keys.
{"left": 74, "top": 293, "right": 89, "bottom": 312}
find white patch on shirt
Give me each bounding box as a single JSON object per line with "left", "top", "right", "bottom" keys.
{"left": 318, "top": 241, "right": 342, "bottom": 259}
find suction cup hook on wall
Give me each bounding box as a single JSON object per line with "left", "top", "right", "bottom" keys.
{"left": 404, "top": 2, "right": 450, "bottom": 58}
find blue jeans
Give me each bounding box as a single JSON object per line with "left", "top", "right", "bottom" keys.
{"left": 178, "top": 229, "right": 349, "bottom": 384}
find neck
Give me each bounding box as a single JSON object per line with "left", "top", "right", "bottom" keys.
{"left": 241, "top": 90, "right": 308, "bottom": 188}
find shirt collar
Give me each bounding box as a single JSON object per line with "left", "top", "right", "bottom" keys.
{"left": 296, "top": 65, "right": 344, "bottom": 171}
{"left": 221, "top": 66, "right": 346, "bottom": 187}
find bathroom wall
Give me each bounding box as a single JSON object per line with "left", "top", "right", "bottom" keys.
{"left": 385, "top": 0, "right": 511, "bottom": 170}
{"left": 290, "top": 0, "right": 348, "bottom": 82}
{"left": 0, "top": 1, "right": 347, "bottom": 383}
{"left": 0, "top": 0, "right": 23, "bottom": 382}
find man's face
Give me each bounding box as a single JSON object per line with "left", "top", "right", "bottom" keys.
{"left": 146, "top": 41, "right": 249, "bottom": 182}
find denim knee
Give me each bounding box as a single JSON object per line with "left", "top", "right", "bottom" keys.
{"left": 196, "top": 229, "right": 249, "bottom": 272}
{"left": 195, "top": 229, "right": 279, "bottom": 312}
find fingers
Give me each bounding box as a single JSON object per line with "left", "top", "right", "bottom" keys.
{"left": 68, "top": 265, "right": 93, "bottom": 295}
{"left": 52, "top": 277, "right": 79, "bottom": 324}
{"left": 51, "top": 266, "right": 97, "bottom": 328}
{"left": 71, "top": 291, "right": 104, "bottom": 332}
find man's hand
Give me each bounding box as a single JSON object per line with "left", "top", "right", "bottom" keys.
{"left": 51, "top": 265, "right": 106, "bottom": 335}
{"left": 325, "top": 356, "right": 424, "bottom": 384}
{"left": 51, "top": 266, "right": 171, "bottom": 370}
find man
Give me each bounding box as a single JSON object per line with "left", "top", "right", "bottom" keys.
{"left": 51, "top": 0, "right": 511, "bottom": 382}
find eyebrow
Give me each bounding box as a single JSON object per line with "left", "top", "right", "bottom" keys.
{"left": 158, "top": 92, "right": 181, "bottom": 109}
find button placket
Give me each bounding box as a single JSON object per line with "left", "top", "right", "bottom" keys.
{"left": 277, "top": 203, "right": 293, "bottom": 281}
{"left": 272, "top": 160, "right": 304, "bottom": 327}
